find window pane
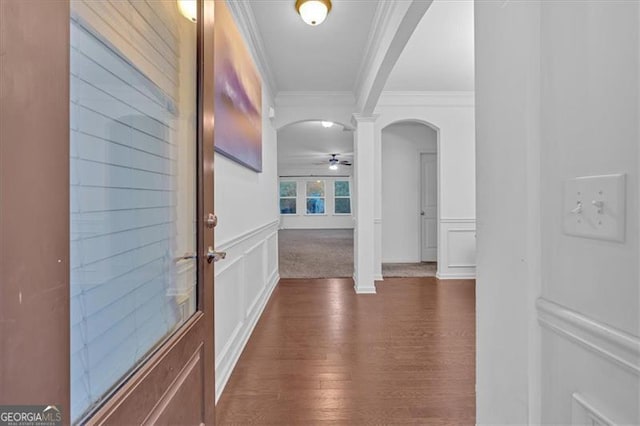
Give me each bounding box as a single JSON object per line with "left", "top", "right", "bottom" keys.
{"left": 306, "top": 198, "right": 325, "bottom": 214}
{"left": 279, "top": 181, "right": 296, "bottom": 197}
{"left": 70, "top": 2, "right": 197, "bottom": 421}
{"left": 280, "top": 198, "right": 297, "bottom": 214}
{"left": 335, "top": 198, "right": 351, "bottom": 214}
{"left": 335, "top": 181, "right": 350, "bottom": 196}
{"left": 306, "top": 181, "right": 325, "bottom": 197}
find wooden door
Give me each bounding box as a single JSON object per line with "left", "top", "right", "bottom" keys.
{"left": 1, "top": 1, "right": 216, "bottom": 424}
{"left": 421, "top": 153, "right": 438, "bottom": 262}
{"left": 76, "top": 1, "right": 216, "bottom": 424}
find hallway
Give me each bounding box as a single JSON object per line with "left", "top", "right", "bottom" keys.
{"left": 216, "top": 278, "right": 475, "bottom": 425}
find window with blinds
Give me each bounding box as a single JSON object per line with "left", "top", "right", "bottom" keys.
{"left": 69, "top": 1, "right": 197, "bottom": 421}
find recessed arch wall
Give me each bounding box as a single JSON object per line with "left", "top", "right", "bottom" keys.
{"left": 273, "top": 93, "right": 357, "bottom": 131}
{"left": 374, "top": 92, "right": 476, "bottom": 279}
{"left": 381, "top": 121, "right": 439, "bottom": 265}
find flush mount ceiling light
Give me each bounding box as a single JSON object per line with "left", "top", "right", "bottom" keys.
{"left": 295, "top": 0, "right": 332, "bottom": 26}
{"left": 177, "top": 0, "right": 197, "bottom": 22}
{"left": 321, "top": 121, "right": 334, "bottom": 128}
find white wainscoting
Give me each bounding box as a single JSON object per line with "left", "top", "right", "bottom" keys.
{"left": 537, "top": 298, "right": 640, "bottom": 424}
{"left": 537, "top": 298, "right": 640, "bottom": 375}
{"left": 214, "top": 220, "right": 280, "bottom": 402}
{"left": 436, "top": 218, "right": 476, "bottom": 279}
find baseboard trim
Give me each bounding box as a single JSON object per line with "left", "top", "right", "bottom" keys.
{"left": 436, "top": 272, "right": 476, "bottom": 280}
{"left": 354, "top": 285, "right": 377, "bottom": 294}
{"left": 215, "top": 271, "right": 280, "bottom": 402}
{"left": 374, "top": 274, "right": 384, "bottom": 281}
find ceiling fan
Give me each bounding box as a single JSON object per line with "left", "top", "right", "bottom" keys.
{"left": 328, "top": 154, "right": 352, "bottom": 170}
{"left": 313, "top": 153, "right": 352, "bottom": 170}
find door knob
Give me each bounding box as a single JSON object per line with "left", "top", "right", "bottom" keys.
{"left": 206, "top": 213, "right": 218, "bottom": 229}
{"left": 206, "top": 247, "right": 226, "bottom": 263}
{"left": 421, "top": 211, "right": 425, "bottom": 216}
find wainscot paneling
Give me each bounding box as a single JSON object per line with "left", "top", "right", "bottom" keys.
{"left": 214, "top": 220, "right": 280, "bottom": 402}
{"left": 537, "top": 298, "right": 640, "bottom": 375}
{"left": 436, "top": 218, "right": 476, "bottom": 279}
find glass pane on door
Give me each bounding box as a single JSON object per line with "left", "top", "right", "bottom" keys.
{"left": 69, "top": 1, "right": 197, "bottom": 421}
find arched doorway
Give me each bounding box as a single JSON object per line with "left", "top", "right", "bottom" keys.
{"left": 276, "top": 120, "right": 356, "bottom": 279}
{"left": 380, "top": 120, "right": 440, "bottom": 277}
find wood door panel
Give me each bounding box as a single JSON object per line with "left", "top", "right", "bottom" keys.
{"left": 88, "top": 315, "right": 206, "bottom": 425}
{"left": 148, "top": 346, "right": 204, "bottom": 425}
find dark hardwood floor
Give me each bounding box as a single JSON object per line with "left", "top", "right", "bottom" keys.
{"left": 215, "top": 278, "right": 476, "bottom": 425}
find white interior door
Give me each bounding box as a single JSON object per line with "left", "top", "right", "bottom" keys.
{"left": 421, "top": 153, "right": 437, "bottom": 262}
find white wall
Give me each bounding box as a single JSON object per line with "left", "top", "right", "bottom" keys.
{"left": 374, "top": 92, "right": 476, "bottom": 279}
{"left": 213, "top": 6, "right": 280, "bottom": 400}
{"left": 279, "top": 177, "right": 353, "bottom": 230}
{"left": 213, "top": 88, "right": 279, "bottom": 402}
{"left": 381, "top": 122, "right": 436, "bottom": 262}
{"left": 475, "top": 1, "right": 640, "bottom": 424}
{"left": 274, "top": 92, "right": 356, "bottom": 132}
{"left": 538, "top": 1, "right": 639, "bottom": 424}
{"left": 475, "top": 2, "right": 540, "bottom": 423}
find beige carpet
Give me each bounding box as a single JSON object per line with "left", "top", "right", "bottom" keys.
{"left": 382, "top": 262, "right": 437, "bottom": 278}
{"left": 278, "top": 229, "right": 354, "bottom": 278}
{"left": 278, "top": 229, "right": 438, "bottom": 279}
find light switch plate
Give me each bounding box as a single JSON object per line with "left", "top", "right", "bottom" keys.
{"left": 563, "top": 174, "right": 626, "bottom": 242}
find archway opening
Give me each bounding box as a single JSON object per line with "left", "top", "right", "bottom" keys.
{"left": 276, "top": 120, "right": 355, "bottom": 279}
{"left": 380, "top": 120, "right": 439, "bottom": 278}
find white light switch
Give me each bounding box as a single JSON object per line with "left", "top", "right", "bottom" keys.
{"left": 563, "top": 174, "right": 626, "bottom": 242}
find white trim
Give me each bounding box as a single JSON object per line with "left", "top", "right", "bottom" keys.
{"left": 374, "top": 274, "right": 384, "bottom": 281}
{"left": 216, "top": 219, "right": 279, "bottom": 252}
{"left": 436, "top": 272, "right": 476, "bottom": 280}
{"left": 353, "top": 0, "right": 394, "bottom": 102}
{"left": 377, "top": 91, "right": 476, "bottom": 108}
{"left": 440, "top": 217, "right": 476, "bottom": 223}
{"left": 571, "top": 393, "right": 617, "bottom": 426}
{"left": 537, "top": 298, "right": 640, "bottom": 375}
{"left": 215, "top": 270, "right": 279, "bottom": 403}
{"left": 354, "top": 284, "right": 377, "bottom": 294}
{"left": 226, "top": 0, "right": 277, "bottom": 97}
{"left": 446, "top": 228, "right": 476, "bottom": 268}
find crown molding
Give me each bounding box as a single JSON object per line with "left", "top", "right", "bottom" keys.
{"left": 226, "top": 0, "right": 278, "bottom": 98}
{"left": 275, "top": 91, "right": 356, "bottom": 107}
{"left": 377, "top": 91, "right": 476, "bottom": 107}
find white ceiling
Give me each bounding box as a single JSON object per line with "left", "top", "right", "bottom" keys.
{"left": 249, "top": 0, "right": 379, "bottom": 92}
{"left": 278, "top": 121, "right": 354, "bottom": 176}
{"left": 384, "top": 0, "right": 475, "bottom": 92}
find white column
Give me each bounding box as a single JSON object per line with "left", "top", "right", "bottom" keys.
{"left": 373, "top": 122, "right": 383, "bottom": 281}
{"left": 352, "top": 114, "right": 378, "bottom": 294}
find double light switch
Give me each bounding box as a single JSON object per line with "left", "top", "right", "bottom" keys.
{"left": 563, "top": 174, "right": 626, "bottom": 242}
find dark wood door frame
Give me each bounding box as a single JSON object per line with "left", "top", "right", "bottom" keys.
{"left": 0, "top": 1, "right": 216, "bottom": 424}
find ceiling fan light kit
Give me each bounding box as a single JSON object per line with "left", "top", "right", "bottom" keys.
{"left": 295, "top": 0, "right": 332, "bottom": 26}
{"left": 328, "top": 153, "right": 351, "bottom": 170}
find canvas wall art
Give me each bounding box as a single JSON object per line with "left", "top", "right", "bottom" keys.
{"left": 215, "top": 0, "right": 263, "bottom": 172}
